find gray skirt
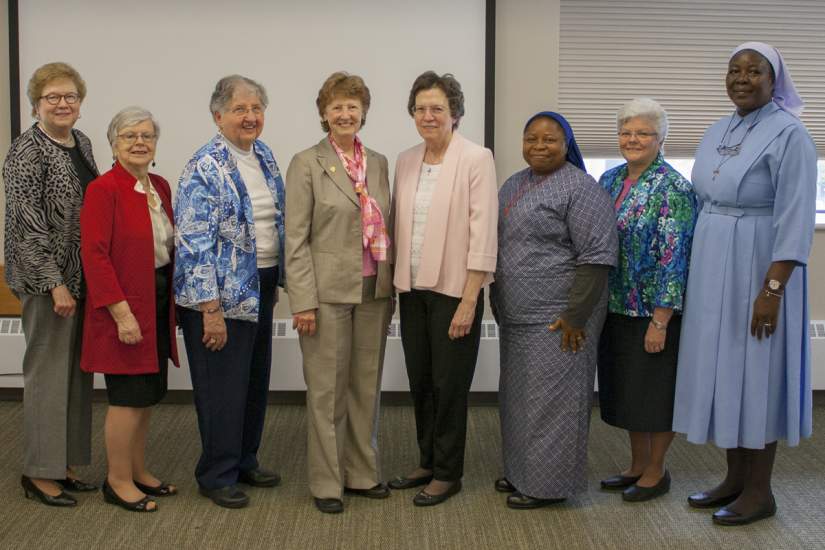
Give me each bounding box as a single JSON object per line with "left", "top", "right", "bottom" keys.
{"left": 597, "top": 313, "right": 681, "bottom": 432}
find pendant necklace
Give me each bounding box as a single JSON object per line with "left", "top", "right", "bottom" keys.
{"left": 711, "top": 105, "right": 764, "bottom": 181}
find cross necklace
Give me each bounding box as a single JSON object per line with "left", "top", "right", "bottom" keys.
{"left": 712, "top": 106, "right": 764, "bottom": 181}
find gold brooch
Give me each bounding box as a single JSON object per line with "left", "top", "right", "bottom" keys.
{"left": 330, "top": 166, "right": 336, "bottom": 173}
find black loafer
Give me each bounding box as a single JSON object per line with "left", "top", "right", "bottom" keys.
{"left": 712, "top": 498, "right": 776, "bottom": 526}
{"left": 506, "top": 491, "right": 566, "bottom": 509}
{"left": 413, "top": 480, "right": 462, "bottom": 507}
{"left": 622, "top": 470, "right": 671, "bottom": 502}
{"left": 688, "top": 490, "right": 742, "bottom": 509}
{"left": 314, "top": 497, "right": 344, "bottom": 514}
{"left": 388, "top": 475, "right": 433, "bottom": 490}
{"left": 344, "top": 483, "right": 391, "bottom": 499}
{"left": 494, "top": 477, "right": 516, "bottom": 493}
{"left": 21, "top": 476, "right": 77, "bottom": 507}
{"left": 57, "top": 477, "right": 98, "bottom": 492}
{"left": 238, "top": 468, "right": 281, "bottom": 488}
{"left": 198, "top": 485, "right": 249, "bottom": 509}
{"left": 600, "top": 473, "right": 642, "bottom": 491}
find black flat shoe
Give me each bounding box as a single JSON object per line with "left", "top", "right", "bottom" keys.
{"left": 102, "top": 480, "right": 157, "bottom": 512}
{"left": 57, "top": 477, "right": 98, "bottom": 492}
{"left": 413, "top": 480, "right": 462, "bottom": 507}
{"left": 198, "top": 485, "right": 249, "bottom": 509}
{"left": 622, "top": 470, "right": 671, "bottom": 502}
{"left": 134, "top": 480, "right": 177, "bottom": 497}
{"left": 494, "top": 477, "right": 516, "bottom": 493}
{"left": 600, "top": 473, "right": 642, "bottom": 490}
{"left": 314, "top": 498, "right": 344, "bottom": 514}
{"left": 688, "top": 490, "right": 742, "bottom": 509}
{"left": 388, "top": 474, "right": 433, "bottom": 490}
{"left": 712, "top": 497, "right": 777, "bottom": 526}
{"left": 344, "top": 483, "right": 391, "bottom": 499}
{"left": 506, "top": 491, "right": 566, "bottom": 509}
{"left": 21, "top": 476, "right": 77, "bottom": 507}
{"left": 238, "top": 468, "right": 281, "bottom": 488}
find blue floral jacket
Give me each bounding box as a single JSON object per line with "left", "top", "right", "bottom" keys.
{"left": 599, "top": 153, "right": 698, "bottom": 317}
{"left": 174, "top": 134, "right": 285, "bottom": 321}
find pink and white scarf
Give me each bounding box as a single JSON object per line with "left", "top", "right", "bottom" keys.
{"left": 329, "top": 135, "right": 389, "bottom": 262}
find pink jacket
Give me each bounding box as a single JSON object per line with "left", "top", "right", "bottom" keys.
{"left": 393, "top": 132, "right": 498, "bottom": 298}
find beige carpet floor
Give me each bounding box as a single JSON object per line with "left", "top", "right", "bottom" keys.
{"left": 0, "top": 399, "right": 823, "bottom": 550}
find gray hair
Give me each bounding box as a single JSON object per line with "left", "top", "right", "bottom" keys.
{"left": 107, "top": 106, "right": 160, "bottom": 146}
{"left": 209, "top": 75, "right": 269, "bottom": 114}
{"left": 616, "top": 97, "right": 668, "bottom": 142}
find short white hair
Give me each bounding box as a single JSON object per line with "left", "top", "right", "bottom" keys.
{"left": 107, "top": 106, "right": 160, "bottom": 146}
{"left": 616, "top": 97, "right": 668, "bottom": 142}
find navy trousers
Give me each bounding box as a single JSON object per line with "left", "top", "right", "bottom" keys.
{"left": 179, "top": 267, "right": 278, "bottom": 490}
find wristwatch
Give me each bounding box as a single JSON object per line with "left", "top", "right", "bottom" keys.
{"left": 765, "top": 279, "right": 784, "bottom": 292}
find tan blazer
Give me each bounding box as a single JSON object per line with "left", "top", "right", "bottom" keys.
{"left": 393, "top": 132, "right": 498, "bottom": 298}
{"left": 285, "top": 137, "right": 393, "bottom": 313}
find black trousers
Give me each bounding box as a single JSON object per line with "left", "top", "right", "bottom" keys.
{"left": 179, "top": 267, "right": 278, "bottom": 490}
{"left": 399, "top": 289, "right": 483, "bottom": 481}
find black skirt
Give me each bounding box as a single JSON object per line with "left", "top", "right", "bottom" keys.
{"left": 597, "top": 313, "right": 681, "bottom": 432}
{"left": 105, "top": 267, "right": 170, "bottom": 408}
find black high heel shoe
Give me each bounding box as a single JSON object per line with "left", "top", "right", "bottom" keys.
{"left": 21, "top": 476, "right": 77, "bottom": 507}
{"left": 102, "top": 479, "right": 157, "bottom": 512}
{"left": 57, "top": 477, "right": 98, "bottom": 492}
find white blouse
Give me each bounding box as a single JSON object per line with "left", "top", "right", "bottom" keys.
{"left": 410, "top": 163, "right": 441, "bottom": 286}
{"left": 226, "top": 140, "right": 279, "bottom": 268}
{"left": 133, "top": 181, "right": 174, "bottom": 268}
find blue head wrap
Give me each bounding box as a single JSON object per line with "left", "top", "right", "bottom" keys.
{"left": 731, "top": 42, "right": 803, "bottom": 118}
{"left": 523, "top": 111, "right": 585, "bottom": 172}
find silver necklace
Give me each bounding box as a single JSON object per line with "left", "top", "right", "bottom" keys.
{"left": 712, "top": 106, "right": 764, "bottom": 180}
{"left": 38, "top": 123, "right": 75, "bottom": 147}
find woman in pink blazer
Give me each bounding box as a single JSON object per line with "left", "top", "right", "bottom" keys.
{"left": 388, "top": 71, "right": 498, "bottom": 506}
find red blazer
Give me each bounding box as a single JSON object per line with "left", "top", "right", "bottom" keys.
{"left": 80, "top": 162, "right": 179, "bottom": 375}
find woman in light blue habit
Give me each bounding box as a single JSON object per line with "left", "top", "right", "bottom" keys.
{"left": 673, "top": 42, "right": 816, "bottom": 526}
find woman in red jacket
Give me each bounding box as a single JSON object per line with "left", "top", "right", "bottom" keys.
{"left": 80, "top": 106, "right": 179, "bottom": 513}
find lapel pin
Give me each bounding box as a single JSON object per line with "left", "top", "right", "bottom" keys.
{"left": 330, "top": 166, "right": 336, "bottom": 173}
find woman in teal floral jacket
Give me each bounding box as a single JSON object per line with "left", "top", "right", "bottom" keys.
{"left": 597, "top": 98, "right": 698, "bottom": 502}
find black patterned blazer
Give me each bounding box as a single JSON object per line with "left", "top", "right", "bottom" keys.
{"left": 3, "top": 124, "right": 98, "bottom": 297}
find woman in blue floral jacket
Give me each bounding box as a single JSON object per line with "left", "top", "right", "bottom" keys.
{"left": 174, "top": 74, "right": 285, "bottom": 509}
{"left": 597, "top": 98, "right": 698, "bottom": 502}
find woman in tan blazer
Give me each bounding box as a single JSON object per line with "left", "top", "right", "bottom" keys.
{"left": 388, "top": 71, "right": 498, "bottom": 506}
{"left": 285, "top": 72, "right": 393, "bottom": 514}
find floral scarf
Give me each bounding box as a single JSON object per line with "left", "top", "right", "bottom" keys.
{"left": 329, "top": 135, "right": 389, "bottom": 261}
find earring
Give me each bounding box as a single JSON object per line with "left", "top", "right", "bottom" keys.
{"left": 152, "top": 160, "right": 156, "bottom": 167}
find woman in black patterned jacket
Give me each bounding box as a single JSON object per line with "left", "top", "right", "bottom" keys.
{"left": 3, "top": 62, "right": 98, "bottom": 506}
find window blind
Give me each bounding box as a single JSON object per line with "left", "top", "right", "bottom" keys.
{"left": 558, "top": 0, "right": 825, "bottom": 157}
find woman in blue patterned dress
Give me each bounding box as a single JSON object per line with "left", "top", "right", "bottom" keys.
{"left": 491, "top": 112, "right": 617, "bottom": 509}
{"left": 673, "top": 43, "right": 816, "bottom": 526}
{"left": 597, "top": 98, "right": 698, "bottom": 502}
{"left": 174, "top": 75, "right": 286, "bottom": 509}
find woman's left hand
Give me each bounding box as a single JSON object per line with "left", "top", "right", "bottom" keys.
{"left": 448, "top": 299, "right": 477, "bottom": 340}
{"left": 644, "top": 323, "right": 666, "bottom": 354}
{"left": 751, "top": 291, "right": 781, "bottom": 340}
{"left": 548, "top": 318, "right": 586, "bottom": 353}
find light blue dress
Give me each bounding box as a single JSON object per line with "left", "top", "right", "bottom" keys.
{"left": 672, "top": 101, "right": 816, "bottom": 449}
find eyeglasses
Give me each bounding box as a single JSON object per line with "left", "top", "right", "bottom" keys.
{"left": 229, "top": 106, "right": 264, "bottom": 117}
{"left": 40, "top": 93, "right": 80, "bottom": 105}
{"left": 618, "top": 130, "right": 658, "bottom": 141}
{"left": 117, "top": 133, "right": 157, "bottom": 145}
{"left": 413, "top": 105, "right": 447, "bottom": 116}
